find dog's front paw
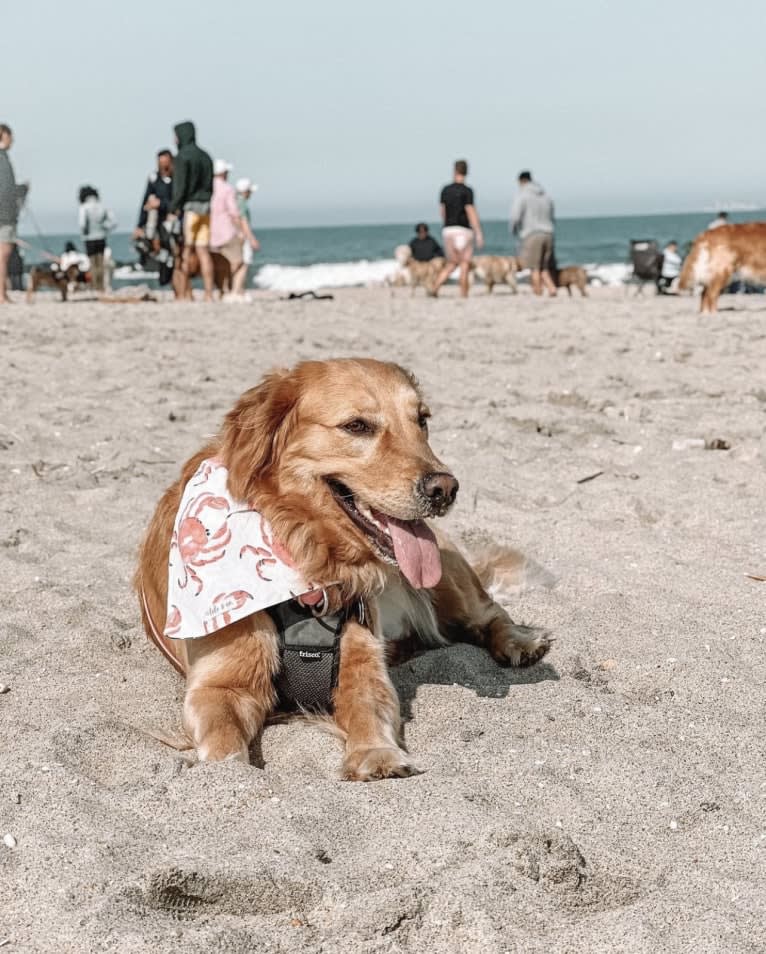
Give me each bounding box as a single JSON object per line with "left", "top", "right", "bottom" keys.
{"left": 342, "top": 746, "right": 422, "bottom": 782}
{"left": 490, "top": 624, "right": 552, "bottom": 668}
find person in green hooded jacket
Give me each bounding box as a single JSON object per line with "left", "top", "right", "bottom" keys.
{"left": 167, "top": 121, "right": 214, "bottom": 301}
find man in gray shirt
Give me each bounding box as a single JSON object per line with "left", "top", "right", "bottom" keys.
{"left": 510, "top": 170, "right": 557, "bottom": 297}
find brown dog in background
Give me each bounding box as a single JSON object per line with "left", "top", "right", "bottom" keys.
{"left": 679, "top": 222, "right": 766, "bottom": 313}
{"left": 184, "top": 249, "right": 232, "bottom": 297}
{"left": 25, "top": 264, "right": 84, "bottom": 302}
{"left": 555, "top": 266, "right": 588, "bottom": 297}
{"left": 135, "top": 359, "right": 551, "bottom": 780}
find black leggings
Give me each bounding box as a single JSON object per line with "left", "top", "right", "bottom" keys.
{"left": 85, "top": 239, "right": 106, "bottom": 291}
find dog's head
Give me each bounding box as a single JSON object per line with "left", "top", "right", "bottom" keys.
{"left": 220, "top": 359, "right": 458, "bottom": 592}
{"left": 394, "top": 244, "right": 412, "bottom": 267}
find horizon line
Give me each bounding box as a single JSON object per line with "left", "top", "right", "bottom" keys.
{"left": 19, "top": 206, "right": 766, "bottom": 237}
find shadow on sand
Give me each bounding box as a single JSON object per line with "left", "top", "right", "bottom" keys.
{"left": 390, "top": 642, "right": 559, "bottom": 724}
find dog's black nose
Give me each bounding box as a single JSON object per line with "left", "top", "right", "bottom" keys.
{"left": 419, "top": 472, "right": 459, "bottom": 507}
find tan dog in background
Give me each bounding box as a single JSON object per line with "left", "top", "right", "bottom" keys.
{"left": 472, "top": 256, "right": 519, "bottom": 294}
{"left": 135, "top": 359, "right": 551, "bottom": 780}
{"left": 555, "top": 266, "right": 588, "bottom": 297}
{"left": 393, "top": 245, "right": 445, "bottom": 295}
{"left": 679, "top": 222, "right": 766, "bottom": 313}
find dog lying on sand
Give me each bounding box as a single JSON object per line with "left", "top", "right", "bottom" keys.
{"left": 679, "top": 222, "right": 766, "bottom": 313}
{"left": 392, "top": 245, "right": 445, "bottom": 295}
{"left": 135, "top": 358, "right": 551, "bottom": 780}
{"left": 554, "top": 266, "right": 588, "bottom": 297}
{"left": 472, "top": 256, "right": 519, "bottom": 294}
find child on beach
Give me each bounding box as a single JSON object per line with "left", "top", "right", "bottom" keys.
{"left": 657, "top": 241, "right": 682, "bottom": 294}
{"left": 78, "top": 186, "right": 115, "bottom": 292}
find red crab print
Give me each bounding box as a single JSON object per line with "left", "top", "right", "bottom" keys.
{"left": 191, "top": 458, "right": 223, "bottom": 487}
{"left": 239, "top": 515, "right": 295, "bottom": 580}
{"left": 204, "top": 590, "right": 253, "bottom": 633}
{"left": 172, "top": 492, "right": 232, "bottom": 595}
{"left": 165, "top": 605, "right": 182, "bottom": 636}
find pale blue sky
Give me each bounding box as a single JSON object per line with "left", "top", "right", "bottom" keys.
{"left": 2, "top": 0, "right": 764, "bottom": 229}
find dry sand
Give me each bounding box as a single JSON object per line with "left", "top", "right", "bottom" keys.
{"left": 1, "top": 285, "right": 765, "bottom": 953}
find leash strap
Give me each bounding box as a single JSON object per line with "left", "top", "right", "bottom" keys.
{"left": 268, "top": 599, "right": 364, "bottom": 712}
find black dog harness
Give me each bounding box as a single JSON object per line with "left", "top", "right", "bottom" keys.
{"left": 267, "top": 598, "right": 364, "bottom": 712}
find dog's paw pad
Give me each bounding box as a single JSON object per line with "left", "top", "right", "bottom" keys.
{"left": 342, "top": 747, "right": 422, "bottom": 782}
{"left": 492, "top": 625, "right": 552, "bottom": 668}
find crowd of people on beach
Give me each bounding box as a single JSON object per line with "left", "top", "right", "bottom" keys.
{"left": 0, "top": 120, "right": 260, "bottom": 303}
{"left": 0, "top": 117, "right": 746, "bottom": 304}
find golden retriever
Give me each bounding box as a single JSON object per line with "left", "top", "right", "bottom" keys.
{"left": 472, "top": 256, "right": 519, "bottom": 294}
{"left": 678, "top": 222, "right": 766, "bottom": 313}
{"left": 135, "top": 359, "right": 550, "bottom": 780}
{"left": 393, "top": 244, "right": 445, "bottom": 296}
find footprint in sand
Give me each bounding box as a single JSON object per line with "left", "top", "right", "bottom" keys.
{"left": 126, "top": 864, "right": 321, "bottom": 921}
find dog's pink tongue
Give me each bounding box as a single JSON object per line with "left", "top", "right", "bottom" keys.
{"left": 384, "top": 516, "right": 442, "bottom": 589}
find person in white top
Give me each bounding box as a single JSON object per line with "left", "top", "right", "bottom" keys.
{"left": 657, "top": 241, "right": 682, "bottom": 294}
{"left": 707, "top": 212, "right": 729, "bottom": 229}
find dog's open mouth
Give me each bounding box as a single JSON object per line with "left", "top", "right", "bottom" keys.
{"left": 326, "top": 479, "right": 442, "bottom": 589}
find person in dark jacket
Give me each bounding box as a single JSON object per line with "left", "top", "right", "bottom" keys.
{"left": 133, "top": 149, "right": 179, "bottom": 291}
{"left": 167, "top": 121, "right": 214, "bottom": 300}
{"left": 409, "top": 223, "right": 443, "bottom": 262}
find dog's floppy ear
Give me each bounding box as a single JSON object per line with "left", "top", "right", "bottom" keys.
{"left": 221, "top": 369, "right": 299, "bottom": 501}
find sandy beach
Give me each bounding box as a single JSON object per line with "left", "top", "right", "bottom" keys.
{"left": 1, "top": 285, "right": 765, "bottom": 953}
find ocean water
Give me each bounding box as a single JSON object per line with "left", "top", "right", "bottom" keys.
{"left": 17, "top": 209, "right": 766, "bottom": 292}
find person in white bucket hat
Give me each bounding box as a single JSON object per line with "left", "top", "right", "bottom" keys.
{"left": 234, "top": 177, "right": 260, "bottom": 296}
{"left": 210, "top": 159, "right": 248, "bottom": 297}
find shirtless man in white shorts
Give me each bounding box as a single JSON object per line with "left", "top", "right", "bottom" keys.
{"left": 430, "top": 159, "right": 484, "bottom": 298}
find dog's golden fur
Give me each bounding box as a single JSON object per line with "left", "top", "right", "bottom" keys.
{"left": 393, "top": 245, "right": 445, "bottom": 296}
{"left": 678, "top": 222, "right": 766, "bottom": 313}
{"left": 135, "top": 358, "right": 550, "bottom": 779}
{"left": 184, "top": 249, "right": 233, "bottom": 297}
{"left": 472, "top": 256, "right": 519, "bottom": 294}
{"left": 555, "top": 266, "right": 588, "bottom": 297}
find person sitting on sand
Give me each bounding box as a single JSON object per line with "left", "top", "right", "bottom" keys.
{"left": 707, "top": 211, "right": 729, "bottom": 229}
{"left": 58, "top": 241, "right": 90, "bottom": 281}
{"left": 409, "top": 223, "right": 443, "bottom": 263}
{"left": 657, "top": 240, "right": 682, "bottom": 294}
{"left": 430, "top": 159, "right": 484, "bottom": 298}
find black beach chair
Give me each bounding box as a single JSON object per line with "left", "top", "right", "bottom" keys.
{"left": 628, "top": 240, "right": 662, "bottom": 295}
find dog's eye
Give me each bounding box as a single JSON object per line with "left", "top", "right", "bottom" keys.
{"left": 417, "top": 412, "right": 430, "bottom": 431}
{"left": 341, "top": 418, "right": 375, "bottom": 435}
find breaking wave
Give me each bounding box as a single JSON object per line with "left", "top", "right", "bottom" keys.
{"left": 252, "top": 259, "right": 633, "bottom": 292}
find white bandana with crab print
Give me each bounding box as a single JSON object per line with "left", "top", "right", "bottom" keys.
{"left": 164, "top": 458, "right": 323, "bottom": 639}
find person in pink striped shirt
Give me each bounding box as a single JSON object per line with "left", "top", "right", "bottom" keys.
{"left": 210, "top": 159, "right": 246, "bottom": 297}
